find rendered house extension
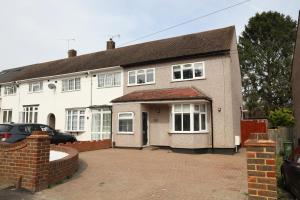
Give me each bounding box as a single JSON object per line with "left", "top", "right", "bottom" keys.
{"left": 0, "top": 26, "right": 242, "bottom": 150}
{"left": 111, "top": 26, "right": 242, "bottom": 150}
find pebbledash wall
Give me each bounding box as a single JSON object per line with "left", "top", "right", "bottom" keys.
{"left": 0, "top": 67, "right": 123, "bottom": 141}
{"left": 0, "top": 131, "right": 79, "bottom": 192}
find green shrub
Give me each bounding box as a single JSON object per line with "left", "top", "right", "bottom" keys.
{"left": 268, "top": 108, "right": 295, "bottom": 128}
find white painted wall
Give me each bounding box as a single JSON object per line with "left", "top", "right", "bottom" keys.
{"left": 0, "top": 68, "right": 123, "bottom": 141}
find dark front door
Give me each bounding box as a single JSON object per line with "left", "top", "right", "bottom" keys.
{"left": 142, "top": 112, "right": 148, "bottom": 146}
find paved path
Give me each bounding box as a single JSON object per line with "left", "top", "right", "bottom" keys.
{"left": 32, "top": 148, "right": 247, "bottom": 200}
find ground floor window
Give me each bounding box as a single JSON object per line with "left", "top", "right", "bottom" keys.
{"left": 22, "top": 106, "right": 38, "bottom": 123}
{"left": 118, "top": 112, "right": 134, "bottom": 133}
{"left": 66, "top": 109, "right": 85, "bottom": 131}
{"left": 91, "top": 108, "right": 111, "bottom": 140}
{"left": 2, "top": 110, "right": 12, "bottom": 123}
{"left": 172, "top": 103, "right": 207, "bottom": 133}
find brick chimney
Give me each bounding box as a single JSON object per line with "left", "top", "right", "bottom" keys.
{"left": 106, "top": 38, "right": 115, "bottom": 50}
{"left": 68, "top": 49, "right": 77, "bottom": 58}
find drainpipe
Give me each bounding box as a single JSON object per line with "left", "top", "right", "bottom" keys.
{"left": 210, "top": 99, "right": 214, "bottom": 153}
{"left": 110, "top": 108, "right": 114, "bottom": 148}
{"left": 90, "top": 72, "right": 93, "bottom": 106}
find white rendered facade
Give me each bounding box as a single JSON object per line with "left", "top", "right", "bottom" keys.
{"left": 0, "top": 67, "right": 123, "bottom": 141}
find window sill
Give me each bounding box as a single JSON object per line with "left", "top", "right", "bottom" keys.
{"left": 66, "top": 130, "right": 85, "bottom": 133}
{"left": 61, "top": 89, "right": 81, "bottom": 93}
{"left": 171, "top": 77, "right": 206, "bottom": 83}
{"left": 97, "top": 85, "right": 121, "bottom": 89}
{"left": 168, "top": 131, "right": 209, "bottom": 134}
{"left": 117, "top": 132, "right": 134, "bottom": 135}
{"left": 28, "top": 91, "right": 43, "bottom": 94}
{"left": 4, "top": 94, "right": 17, "bottom": 96}
{"left": 127, "top": 82, "right": 155, "bottom": 87}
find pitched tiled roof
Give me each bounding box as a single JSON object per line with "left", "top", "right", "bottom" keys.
{"left": 111, "top": 87, "right": 211, "bottom": 103}
{"left": 0, "top": 26, "right": 235, "bottom": 84}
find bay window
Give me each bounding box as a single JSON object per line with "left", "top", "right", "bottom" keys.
{"left": 172, "top": 62, "right": 205, "bottom": 81}
{"left": 172, "top": 103, "right": 207, "bottom": 133}
{"left": 66, "top": 109, "right": 85, "bottom": 131}
{"left": 118, "top": 112, "right": 134, "bottom": 133}
{"left": 91, "top": 108, "right": 111, "bottom": 140}
{"left": 128, "top": 68, "right": 155, "bottom": 86}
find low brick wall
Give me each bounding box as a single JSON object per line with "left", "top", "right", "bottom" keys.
{"left": 0, "top": 132, "right": 50, "bottom": 192}
{"left": 55, "top": 139, "right": 112, "bottom": 152}
{"left": 0, "top": 131, "right": 80, "bottom": 192}
{"left": 49, "top": 146, "right": 79, "bottom": 185}
{"left": 245, "top": 133, "right": 277, "bottom": 200}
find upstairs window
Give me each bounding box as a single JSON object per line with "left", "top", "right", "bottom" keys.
{"left": 4, "top": 85, "right": 17, "bottom": 95}
{"left": 128, "top": 68, "right": 155, "bottom": 86}
{"left": 62, "top": 78, "right": 81, "bottom": 92}
{"left": 172, "top": 62, "right": 205, "bottom": 81}
{"left": 29, "top": 82, "right": 43, "bottom": 93}
{"left": 98, "top": 72, "right": 121, "bottom": 88}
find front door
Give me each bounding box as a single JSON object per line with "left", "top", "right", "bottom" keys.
{"left": 142, "top": 112, "right": 148, "bottom": 146}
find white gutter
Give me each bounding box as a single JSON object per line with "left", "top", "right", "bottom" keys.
{"left": 0, "top": 66, "right": 122, "bottom": 85}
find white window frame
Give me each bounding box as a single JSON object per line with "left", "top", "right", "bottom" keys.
{"left": 62, "top": 77, "right": 81, "bottom": 92}
{"left": 171, "top": 62, "right": 205, "bottom": 82}
{"left": 118, "top": 112, "right": 134, "bottom": 134}
{"left": 22, "top": 106, "right": 39, "bottom": 123}
{"left": 127, "top": 68, "right": 155, "bottom": 86}
{"left": 29, "top": 81, "right": 43, "bottom": 93}
{"left": 2, "top": 109, "right": 12, "bottom": 124}
{"left": 4, "top": 85, "right": 17, "bottom": 96}
{"left": 97, "top": 71, "right": 121, "bottom": 88}
{"left": 65, "top": 109, "right": 85, "bottom": 132}
{"left": 171, "top": 103, "right": 208, "bottom": 133}
{"left": 91, "top": 108, "right": 112, "bottom": 140}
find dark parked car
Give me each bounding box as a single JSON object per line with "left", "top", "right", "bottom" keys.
{"left": 281, "top": 146, "right": 300, "bottom": 199}
{"left": 0, "top": 123, "right": 77, "bottom": 144}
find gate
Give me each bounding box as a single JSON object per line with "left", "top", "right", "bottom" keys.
{"left": 241, "top": 119, "right": 268, "bottom": 147}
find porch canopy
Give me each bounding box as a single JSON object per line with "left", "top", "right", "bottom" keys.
{"left": 111, "top": 87, "right": 211, "bottom": 103}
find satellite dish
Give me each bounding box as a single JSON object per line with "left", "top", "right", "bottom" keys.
{"left": 48, "top": 83, "right": 56, "bottom": 89}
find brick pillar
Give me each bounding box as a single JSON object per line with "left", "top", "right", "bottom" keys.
{"left": 25, "top": 131, "right": 50, "bottom": 192}
{"left": 245, "top": 133, "right": 277, "bottom": 200}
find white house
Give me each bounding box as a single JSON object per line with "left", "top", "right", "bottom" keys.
{"left": 0, "top": 40, "right": 123, "bottom": 141}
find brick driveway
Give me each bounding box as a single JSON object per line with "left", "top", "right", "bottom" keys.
{"left": 31, "top": 148, "right": 248, "bottom": 200}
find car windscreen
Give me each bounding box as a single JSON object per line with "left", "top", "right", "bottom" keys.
{"left": 0, "top": 124, "right": 12, "bottom": 132}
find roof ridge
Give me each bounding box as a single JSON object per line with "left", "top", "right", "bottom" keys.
{"left": 116, "top": 26, "right": 235, "bottom": 50}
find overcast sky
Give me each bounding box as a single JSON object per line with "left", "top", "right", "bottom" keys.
{"left": 0, "top": 0, "right": 299, "bottom": 71}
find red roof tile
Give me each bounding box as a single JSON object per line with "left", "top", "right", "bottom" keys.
{"left": 111, "top": 87, "right": 211, "bottom": 103}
